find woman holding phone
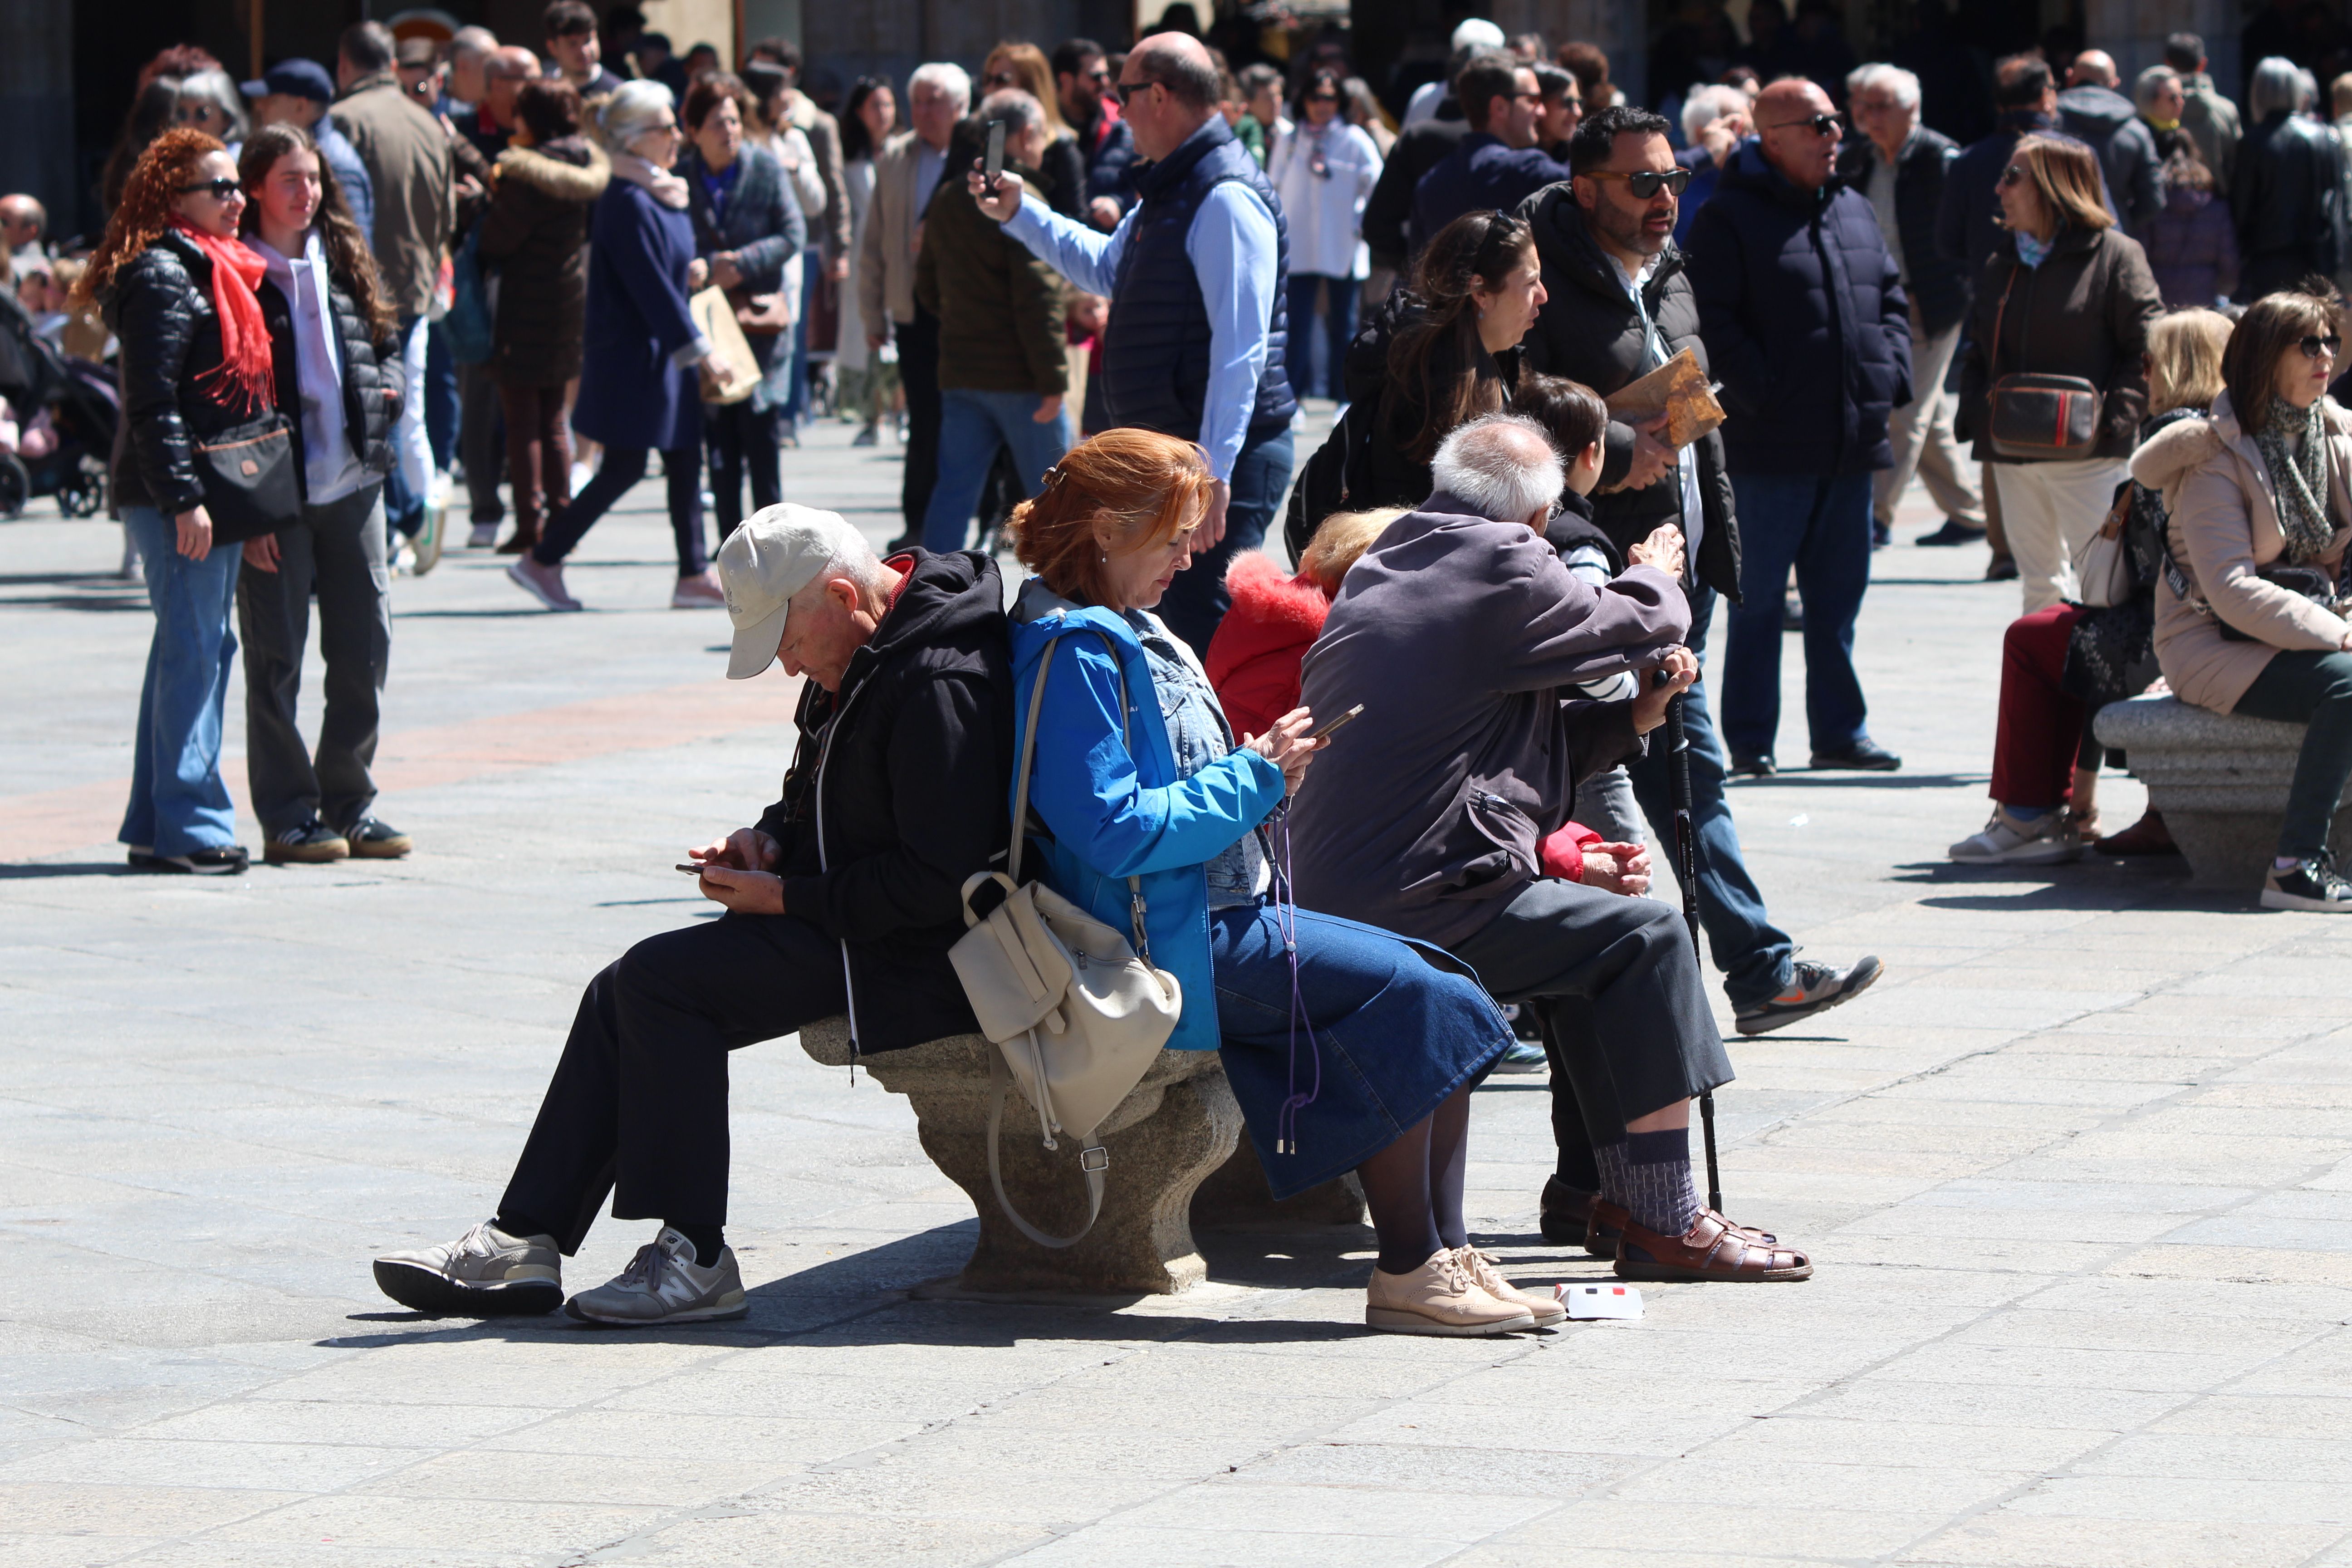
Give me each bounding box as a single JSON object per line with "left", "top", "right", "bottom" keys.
{"left": 1006, "top": 428, "right": 1548, "bottom": 1338}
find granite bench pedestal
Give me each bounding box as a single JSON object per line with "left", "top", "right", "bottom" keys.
{"left": 796, "top": 1018, "right": 1363, "bottom": 1298}
{"left": 2096, "top": 694, "right": 2352, "bottom": 889}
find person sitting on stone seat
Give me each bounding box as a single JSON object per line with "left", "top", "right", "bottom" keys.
{"left": 372, "top": 505, "right": 1014, "bottom": 1324}
{"left": 1287, "top": 413, "right": 1815, "bottom": 1283}
{"left": 1005, "top": 426, "right": 1555, "bottom": 1338}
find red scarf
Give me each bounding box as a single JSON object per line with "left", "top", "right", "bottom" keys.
{"left": 170, "top": 218, "right": 275, "bottom": 415}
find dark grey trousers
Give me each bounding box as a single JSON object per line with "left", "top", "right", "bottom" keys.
{"left": 235, "top": 482, "right": 390, "bottom": 836}
{"left": 458, "top": 360, "right": 505, "bottom": 524}
{"left": 1448, "top": 876, "right": 1732, "bottom": 1169}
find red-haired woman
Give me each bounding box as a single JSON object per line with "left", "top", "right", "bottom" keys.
{"left": 76, "top": 127, "right": 293, "bottom": 874}
{"left": 1006, "top": 428, "right": 1547, "bottom": 1338}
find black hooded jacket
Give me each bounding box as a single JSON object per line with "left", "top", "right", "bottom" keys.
{"left": 1516, "top": 183, "right": 1741, "bottom": 601}
{"left": 753, "top": 549, "right": 1015, "bottom": 1054}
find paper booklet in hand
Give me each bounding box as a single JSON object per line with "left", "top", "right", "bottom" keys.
{"left": 1603, "top": 347, "right": 1726, "bottom": 450}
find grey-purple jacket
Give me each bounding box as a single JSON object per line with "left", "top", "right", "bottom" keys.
{"left": 1286, "top": 494, "right": 1690, "bottom": 949}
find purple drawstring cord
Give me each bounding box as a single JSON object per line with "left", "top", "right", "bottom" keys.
{"left": 1268, "top": 804, "right": 1323, "bottom": 1156}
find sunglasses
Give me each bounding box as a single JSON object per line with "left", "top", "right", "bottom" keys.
{"left": 1766, "top": 113, "right": 1842, "bottom": 136}
{"left": 985, "top": 69, "right": 1021, "bottom": 88}
{"left": 1114, "top": 79, "right": 1152, "bottom": 105}
{"left": 2301, "top": 333, "right": 2343, "bottom": 359}
{"left": 178, "top": 177, "right": 242, "bottom": 201}
{"left": 1583, "top": 167, "right": 1694, "bottom": 199}
{"left": 1998, "top": 164, "right": 2029, "bottom": 188}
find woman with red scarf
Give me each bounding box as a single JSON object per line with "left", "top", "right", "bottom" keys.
{"left": 77, "top": 127, "right": 295, "bottom": 874}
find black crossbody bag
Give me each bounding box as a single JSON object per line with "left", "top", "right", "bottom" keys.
{"left": 191, "top": 412, "right": 299, "bottom": 543}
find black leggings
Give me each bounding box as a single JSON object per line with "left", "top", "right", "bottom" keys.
{"left": 532, "top": 442, "right": 708, "bottom": 576}
{"left": 2235, "top": 649, "right": 2352, "bottom": 861}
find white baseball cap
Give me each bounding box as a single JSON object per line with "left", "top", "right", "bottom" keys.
{"left": 715, "top": 503, "right": 870, "bottom": 680}
{"left": 1452, "top": 18, "right": 1506, "bottom": 51}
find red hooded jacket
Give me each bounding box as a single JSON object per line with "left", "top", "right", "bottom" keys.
{"left": 1204, "top": 552, "right": 1331, "bottom": 742}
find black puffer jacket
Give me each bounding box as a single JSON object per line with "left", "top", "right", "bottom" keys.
{"left": 255, "top": 240, "right": 402, "bottom": 498}
{"left": 2233, "top": 110, "right": 2349, "bottom": 300}
{"left": 1834, "top": 125, "right": 1970, "bottom": 336}
{"left": 1340, "top": 288, "right": 1519, "bottom": 514}
{"left": 103, "top": 230, "right": 269, "bottom": 516}
{"left": 754, "top": 549, "right": 1016, "bottom": 1054}
{"left": 1686, "top": 142, "right": 1912, "bottom": 477}
{"left": 1518, "top": 183, "right": 1741, "bottom": 601}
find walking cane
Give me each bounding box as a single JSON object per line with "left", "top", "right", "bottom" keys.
{"left": 1656, "top": 662, "right": 1725, "bottom": 1215}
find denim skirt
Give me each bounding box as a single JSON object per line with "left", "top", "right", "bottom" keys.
{"left": 1209, "top": 898, "right": 1512, "bottom": 1199}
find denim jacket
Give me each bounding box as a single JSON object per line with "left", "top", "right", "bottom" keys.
{"left": 1007, "top": 579, "right": 1286, "bottom": 1052}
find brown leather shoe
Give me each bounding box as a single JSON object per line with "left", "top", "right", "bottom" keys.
{"left": 1615, "top": 1209, "right": 1812, "bottom": 1282}
{"left": 1589, "top": 1196, "right": 1775, "bottom": 1259}
{"left": 2093, "top": 808, "right": 2176, "bottom": 857}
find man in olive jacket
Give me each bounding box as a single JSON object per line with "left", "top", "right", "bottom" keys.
{"left": 1518, "top": 103, "right": 1884, "bottom": 1047}
{"left": 913, "top": 92, "right": 1071, "bottom": 556}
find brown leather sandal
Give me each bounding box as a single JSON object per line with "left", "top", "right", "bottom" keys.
{"left": 1614, "top": 1209, "right": 1813, "bottom": 1282}
{"left": 1588, "top": 1197, "right": 1776, "bottom": 1260}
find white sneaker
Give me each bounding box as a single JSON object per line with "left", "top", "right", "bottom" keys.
{"left": 374, "top": 1221, "right": 563, "bottom": 1317}
{"left": 388, "top": 536, "right": 415, "bottom": 576}
{"left": 1948, "top": 807, "right": 2081, "bottom": 865}
{"left": 411, "top": 494, "right": 447, "bottom": 576}
{"left": 564, "top": 1227, "right": 748, "bottom": 1326}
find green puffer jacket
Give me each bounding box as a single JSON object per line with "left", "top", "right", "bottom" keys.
{"left": 914, "top": 132, "right": 1068, "bottom": 398}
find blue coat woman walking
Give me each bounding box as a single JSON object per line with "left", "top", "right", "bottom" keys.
{"left": 1004, "top": 427, "right": 1542, "bottom": 1339}
{"left": 509, "top": 81, "right": 740, "bottom": 613}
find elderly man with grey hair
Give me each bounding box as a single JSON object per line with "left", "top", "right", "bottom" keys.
{"left": 1288, "top": 414, "right": 1815, "bottom": 1284}
{"left": 862, "top": 61, "right": 972, "bottom": 548}
{"left": 2235, "top": 55, "right": 2348, "bottom": 299}
{"left": 377, "top": 504, "right": 1014, "bottom": 1326}
{"left": 1838, "top": 63, "right": 1983, "bottom": 549}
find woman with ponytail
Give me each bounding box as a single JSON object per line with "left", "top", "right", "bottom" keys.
{"left": 232, "top": 122, "right": 409, "bottom": 866}
{"left": 77, "top": 127, "right": 285, "bottom": 874}
{"left": 1286, "top": 208, "right": 1546, "bottom": 550}
{"left": 1006, "top": 428, "right": 1544, "bottom": 1338}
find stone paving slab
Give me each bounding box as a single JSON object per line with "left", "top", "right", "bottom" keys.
{"left": 4, "top": 413, "right": 2347, "bottom": 1567}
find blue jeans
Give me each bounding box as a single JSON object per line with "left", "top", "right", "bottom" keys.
{"left": 1721, "top": 471, "right": 1876, "bottom": 757}
{"left": 919, "top": 388, "right": 1072, "bottom": 554}
{"left": 1286, "top": 273, "right": 1360, "bottom": 401}
{"left": 120, "top": 506, "right": 243, "bottom": 854}
{"left": 1156, "top": 423, "right": 1294, "bottom": 657}
{"left": 1622, "top": 585, "right": 1796, "bottom": 1007}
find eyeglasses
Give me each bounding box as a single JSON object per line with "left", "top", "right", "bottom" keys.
{"left": 1764, "top": 113, "right": 1842, "bottom": 137}
{"left": 1114, "top": 79, "right": 1152, "bottom": 105}
{"left": 2301, "top": 333, "right": 2343, "bottom": 359}
{"left": 1084, "top": 66, "right": 1112, "bottom": 84}
{"left": 1582, "top": 167, "right": 1693, "bottom": 199}
{"left": 985, "top": 69, "right": 1020, "bottom": 88}
{"left": 178, "top": 178, "right": 242, "bottom": 201}
{"left": 1997, "top": 164, "right": 2028, "bottom": 188}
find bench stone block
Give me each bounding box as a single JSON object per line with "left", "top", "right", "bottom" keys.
{"left": 798, "top": 1018, "right": 1241, "bottom": 1295}
{"left": 2096, "top": 695, "right": 2352, "bottom": 888}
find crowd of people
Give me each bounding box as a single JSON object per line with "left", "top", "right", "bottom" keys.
{"left": 15, "top": 5, "right": 2352, "bottom": 1328}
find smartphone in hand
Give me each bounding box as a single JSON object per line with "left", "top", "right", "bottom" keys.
{"left": 1308, "top": 703, "right": 1364, "bottom": 741}
{"left": 984, "top": 120, "right": 1007, "bottom": 196}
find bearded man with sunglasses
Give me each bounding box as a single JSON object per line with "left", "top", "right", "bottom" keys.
{"left": 1515, "top": 103, "right": 1886, "bottom": 1058}
{"left": 1687, "top": 76, "right": 1911, "bottom": 781}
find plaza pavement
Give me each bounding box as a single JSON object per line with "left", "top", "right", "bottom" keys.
{"left": 3, "top": 411, "right": 2350, "bottom": 1568}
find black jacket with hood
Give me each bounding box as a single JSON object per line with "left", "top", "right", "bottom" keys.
{"left": 1686, "top": 142, "right": 1912, "bottom": 478}
{"left": 753, "top": 549, "right": 1015, "bottom": 1055}
{"left": 1517, "top": 182, "right": 1741, "bottom": 601}
{"left": 2055, "top": 83, "right": 2163, "bottom": 236}
{"left": 1833, "top": 124, "right": 1971, "bottom": 336}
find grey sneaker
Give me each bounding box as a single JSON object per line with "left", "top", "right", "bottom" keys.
{"left": 564, "top": 1227, "right": 747, "bottom": 1326}
{"left": 374, "top": 1221, "right": 563, "bottom": 1317}
{"left": 1734, "top": 955, "right": 1884, "bottom": 1037}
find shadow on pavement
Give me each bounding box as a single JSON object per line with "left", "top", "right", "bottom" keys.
{"left": 1730, "top": 771, "right": 1983, "bottom": 789}
{"left": 0, "top": 861, "right": 136, "bottom": 879}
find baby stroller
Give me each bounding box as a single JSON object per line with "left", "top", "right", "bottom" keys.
{"left": 0, "top": 290, "right": 115, "bottom": 521}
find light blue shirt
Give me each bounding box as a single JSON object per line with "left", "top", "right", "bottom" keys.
{"left": 1608, "top": 250, "right": 1705, "bottom": 583}
{"left": 1004, "top": 182, "right": 1281, "bottom": 483}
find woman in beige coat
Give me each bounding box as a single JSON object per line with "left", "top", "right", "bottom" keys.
{"left": 2130, "top": 283, "right": 2352, "bottom": 910}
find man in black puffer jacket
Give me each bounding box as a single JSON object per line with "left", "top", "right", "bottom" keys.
{"left": 1517, "top": 104, "right": 1884, "bottom": 1049}
{"left": 1688, "top": 76, "right": 1911, "bottom": 780}
{"left": 373, "top": 510, "right": 1014, "bottom": 1328}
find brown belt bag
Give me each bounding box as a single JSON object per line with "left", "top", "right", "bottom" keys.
{"left": 1985, "top": 267, "right": 2102, "bottom": 462}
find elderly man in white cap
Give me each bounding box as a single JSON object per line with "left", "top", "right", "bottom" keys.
{"left": 372, "top": 506, "right": 1013, "bottom": 1325}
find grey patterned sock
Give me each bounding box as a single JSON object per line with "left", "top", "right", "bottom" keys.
{"left": 1598, "top": 1128, "right": 1700, "bottom": 1236}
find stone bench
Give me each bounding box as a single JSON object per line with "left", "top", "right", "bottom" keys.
{"left": 797, "top": 1018, "right": 1364, "bottom": 1297}
{"left": 2095, "top": 694, "right": 2350, "bottom": 888}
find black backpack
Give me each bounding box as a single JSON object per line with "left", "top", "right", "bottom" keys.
{"left": 1282, "top": 396, "right": 1378, "bottom": 561}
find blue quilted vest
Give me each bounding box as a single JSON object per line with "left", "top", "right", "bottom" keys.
{"left": 1102, "top": 116, "right": 1297, "bottom": 440}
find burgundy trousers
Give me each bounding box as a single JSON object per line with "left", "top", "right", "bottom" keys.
{"left": 1989, "top": 604, "right": 2101, "bottom": 808}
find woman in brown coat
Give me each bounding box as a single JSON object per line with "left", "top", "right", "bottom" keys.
{"left": 2130, "top": 283, "right": 2352, "bottom": 911}
{"left": 476, "top": 78, "right": 608, "bottom": 553}
{"left": 1958, "top": 133, "right": 2165, "bottom": 615}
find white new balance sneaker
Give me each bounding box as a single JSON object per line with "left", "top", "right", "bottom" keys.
{"left": 564, "top": 1227, "right": 748, "bottom": 1326}
{"left": 374, "top": 1221, "right": 562, "bottom": 1317}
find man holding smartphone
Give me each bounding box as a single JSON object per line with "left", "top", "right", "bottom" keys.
{"left": 372, "top": 507, "right": 1014, "bottom": 1326}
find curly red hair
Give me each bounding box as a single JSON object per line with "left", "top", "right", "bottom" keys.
{"left": 1005, "top": 429, "right": 1215, "bottom": 607}
{"left": 75, "top": 127, "right": 227, "bottom": 308}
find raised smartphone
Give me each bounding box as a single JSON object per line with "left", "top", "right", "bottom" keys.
{"left": 984, "top": 120, "right": 1006, "bottom": 196}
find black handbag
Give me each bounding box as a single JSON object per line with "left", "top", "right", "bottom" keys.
{"left": 191, "top": 412, "right": 298, "bottom": 542}
{"left": 1984, "top": 267, "right": 2103, "bottom": 462}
